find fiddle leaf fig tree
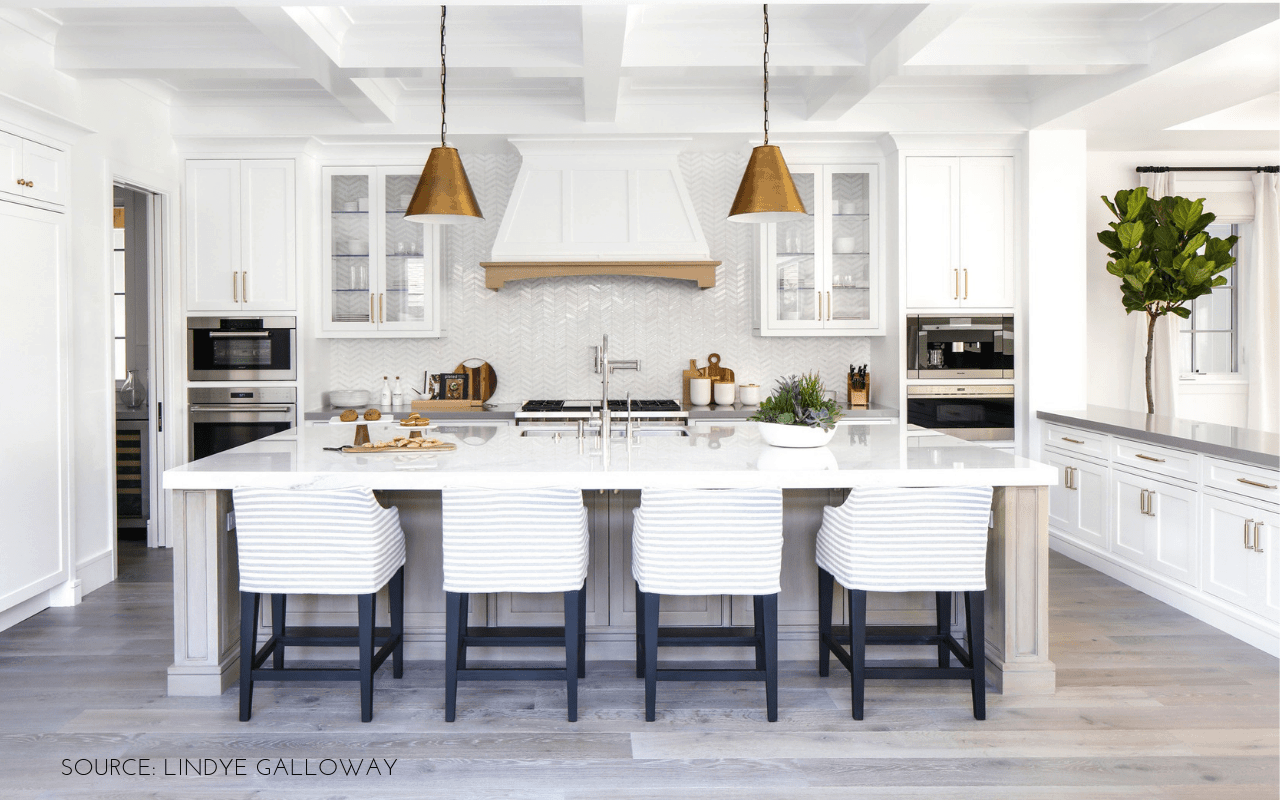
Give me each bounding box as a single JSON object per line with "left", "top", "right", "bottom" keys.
{"left": 1098, "top": 187, "right": 1237, "bottom": 414}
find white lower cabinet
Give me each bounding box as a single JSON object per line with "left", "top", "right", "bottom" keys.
{"left": 1202, "top": 492, "right": 1279, "bottom": 623}
{"left": 1044, "top": 419, "right": 1278, "bottom": 653}
{"left": 1045, "top": 451, "right": 1107, "bottom": 550}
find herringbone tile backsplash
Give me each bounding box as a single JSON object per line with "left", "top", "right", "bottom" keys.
{"left": 327, "top": 153, "right": 870, "bottom": 403}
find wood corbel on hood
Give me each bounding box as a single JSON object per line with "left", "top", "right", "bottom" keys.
{"left": 479, "top": 260, "right": 718, "bottom": 290}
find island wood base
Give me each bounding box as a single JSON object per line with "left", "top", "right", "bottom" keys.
{"left": 168, "top": 486, "right": 1054, "bottom": 697}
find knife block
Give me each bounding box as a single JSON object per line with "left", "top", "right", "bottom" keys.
{"left": 847, "top": 373, "right": 870, "bottom": 408}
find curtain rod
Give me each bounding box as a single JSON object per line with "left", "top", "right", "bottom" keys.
{"left": 1136, "top": 165, "right": 1278, "bottom": 173}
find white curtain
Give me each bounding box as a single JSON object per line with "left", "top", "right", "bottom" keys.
{"left": 1128, "top": 172, "right": 1178, "bottom": 417}
{"left": 1245, "top": 173, "right": 1279, "bottom": 433}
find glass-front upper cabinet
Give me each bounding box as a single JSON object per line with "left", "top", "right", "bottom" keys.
{"left": 754, "top": 164, "right": 881, "bottom": 336}
{"left": 321, "top": 167, "right": 442, "bottom": 337}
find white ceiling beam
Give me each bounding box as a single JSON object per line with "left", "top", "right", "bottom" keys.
{"left": 804, "top": 4, "right": 970, "bottom": 122}
{"left": 1028, "top": 3, "right": 1280, "bottom": 128}
{"left": 236, "top": 6, "right": 395, "bottom": 124}
{"left": 579, "top": 5, "right": 628, "bottom": 123}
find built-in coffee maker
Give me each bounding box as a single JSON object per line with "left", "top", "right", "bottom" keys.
{"left": 906, "top": 315, "right": 1014, "bottom": 379}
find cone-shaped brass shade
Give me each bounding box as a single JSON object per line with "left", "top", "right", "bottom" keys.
{"left": 728, "top": 145, "right": 808, "bottom": 223}
{"left": 404, "top": 146, "right": 483, "bottom": 224}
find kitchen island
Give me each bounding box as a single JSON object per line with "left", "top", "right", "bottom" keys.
{"left": 164, "top": 422, "right": 1057, "bottom": 697}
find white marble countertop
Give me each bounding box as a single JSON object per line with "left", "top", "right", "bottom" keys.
{"left": 164, "top": 422, "right": 1054, "bottom": 491}
{"left": 1037, "top": 406, "right": 1279, "bottom": 469}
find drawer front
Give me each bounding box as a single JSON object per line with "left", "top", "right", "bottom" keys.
{"left": 1044, "top": 423, "right": 1108, "bottom": 460}
{"left": 1113, "top": 438, "right": 1198, "bottom": 483}
{"left": 1204, "top": 457, "right": 1280, "bottom": 509}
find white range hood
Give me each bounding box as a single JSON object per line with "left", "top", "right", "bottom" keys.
{"left": 481, "top": 139, "right": 719, "bottom": 290}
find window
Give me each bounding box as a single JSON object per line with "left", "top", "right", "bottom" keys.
{"left": 1180, "top": 222, "right": 1239, "bottom": 375}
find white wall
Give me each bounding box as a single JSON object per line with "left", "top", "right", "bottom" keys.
{"left": 1086, "top": 149, "right": 1277, "bottom": 426}
{"left": 0, "top": 13, "right": 179, "bottom": 598}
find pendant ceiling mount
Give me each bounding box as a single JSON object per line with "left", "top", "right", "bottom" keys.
{"left": 405, "top": 5, "right": 483, "bottom": 224}
{"left": 728, "top": 4, "right": 807, "bottom": 223}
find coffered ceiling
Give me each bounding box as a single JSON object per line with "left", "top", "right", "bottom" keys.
{"left": 6, "top": 2, "right": 1278, "bottom": 150}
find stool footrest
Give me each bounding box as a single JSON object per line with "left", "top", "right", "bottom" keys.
{"left": 655, "top": 626, "right": 761, "bottom": 648}
{"left": 461, "top": 625, "right": 569, "bottom": 648}
{"left": 455, "top": 667, "right": 572, "bottom": 682}
{"left": 274, "top": 625, "right": 394, "bottom": 647}
{"left": 655, "top": 668, "right": 767, "bottom": 682}
{"left": 251, "top": 631, "right": 402, "bottom": 676}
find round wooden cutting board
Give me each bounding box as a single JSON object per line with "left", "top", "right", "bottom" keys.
{"left": 454, "top": 359, "right": 498, "bottom": 402}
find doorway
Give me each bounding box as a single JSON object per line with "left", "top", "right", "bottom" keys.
{"left": 112, "top": 183, "right": 166, "bottom": 547}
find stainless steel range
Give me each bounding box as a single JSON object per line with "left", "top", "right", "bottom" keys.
{"left": 515, "top": 399, "right": 688, "bottom": 438}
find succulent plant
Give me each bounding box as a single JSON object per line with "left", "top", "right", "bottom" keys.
{"left": 749, "top": 373, "right": 843, "bottom": 431}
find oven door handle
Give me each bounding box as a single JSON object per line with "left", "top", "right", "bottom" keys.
{"left": 205, "top": 331, "right": 272, "bottom": 338}
{"left": 189, "top": 405, "right": 295, "bottom": 413}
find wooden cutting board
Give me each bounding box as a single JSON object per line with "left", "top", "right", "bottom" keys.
{"left": 340, "top": 441, "right": 456, "bottom": 454}
{"left": 412, "top": 399, "right": 485, "bottom": 411}
{"left": 681, "top": 353, "right": 736, "bottom": 405}
{"left": 454, "top": 359, "right": 497, "bottom": 402}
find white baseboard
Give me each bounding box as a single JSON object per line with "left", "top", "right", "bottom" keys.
{"left": 76, "top": 549, "right": 116, "bottom": 597}
{"left": 48, "top": 578, "right": 82, "bottom": 607}
{"left": 0, "top": 590, "right": 53, "bottom": 633}
{"left": 1050, "top": 531, "right": 1279, "bottom": 657}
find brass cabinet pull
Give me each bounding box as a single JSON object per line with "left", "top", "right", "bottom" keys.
{"left": 1139, "top": 489, "right": 1147, "bottom": 515}
{"left": 14, "top": 178, "right": 21, "bottom": 186}
{"left": 241, "top": 271, "right": 248, "bottom": 302}
{"left": 369, "top": 294, "right": 374, "bottom": 322}
{"left": 963, "top": 268, "right": 969, "bottom": 299}
{"left": 1255, "top": 522, "right": 1265, "bottom": 554}
{"left": 1147, "top": 490, "right": 1157, "bottom": 517}
{"left": 1245, "top": 519, "right": 1255, "bottom": 549}
{"left": 953, "top": 268, "right": 960, "bottom": 299}
{"left": 27, "top": 180, "right": 33, "bottom": 187}
{"left": 826, "top": 291, "right": 832, "bottom": 320}
{"left": 1062, "top": 437, "right": 1085, "bottom": 445}
{"left": 1237, "top": 477, "right": 1278, "bottom": 490}
{"left": 232, "top": 271, "right": 238, "bottom": 302}
{"left": 816, "top": 292, "right": 821, "bottom": 321}
{"left": 379, "top": 293, "right": 384, "bottom": 323}
{"left": 1134, "top": 453, "right": 1166, "bottom": 463}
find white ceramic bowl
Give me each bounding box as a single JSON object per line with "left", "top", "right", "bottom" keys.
{"left": 833, "top": 237, "right": 857, "bottom": 254}
{"left": 330, "top": 389, "right": 371, "bottom": 408}
{"left": 756, "top": 421, "right": 837, "bottom": 448}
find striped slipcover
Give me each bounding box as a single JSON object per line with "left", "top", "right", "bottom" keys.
{"left": 815, "top": 486, "right": 992, "bottom": 592}
{"left": 232, "top": 486, "right": 406, "bottom": 595}
{"left": 632, "top": 488, "right": 784, "bottom": 596}
{"left": 441, "top": 488, "right": 589, "bottom": 593}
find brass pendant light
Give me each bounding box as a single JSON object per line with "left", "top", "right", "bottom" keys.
{"left": 728, "top": 4, "right": 807, "bottom": 223}
{"left": 405, "top": 6, "right": 483, "bottom": 224}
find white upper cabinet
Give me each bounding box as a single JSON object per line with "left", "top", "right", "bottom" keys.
{"left": 184, "top": 159, "right": 296, "bottom": 313}
{"left": 0, "top": 129, "right": 68, "bottom": 209}
{"left": 904, "top": 156, "right": 1014, "bottom": 310}
{"left": 755, "top": 164, "right": 882, "bottom": 336}
{"left": 320, "top": 167, "right": 442, "bottom": 338}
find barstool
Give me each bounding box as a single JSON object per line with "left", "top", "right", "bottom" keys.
{"left": 632, "top": 488, "right": 784, "bottom": 722}
{"left": 232, "top": 486, "right": 406, "bottom": 723}
{"left": 440, "top": 488, "right": 589, "bottom": 722}
{"left": 815, "top": 486, "right": 992, "bottom": 720}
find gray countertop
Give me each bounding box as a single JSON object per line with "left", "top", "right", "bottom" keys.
{"left": 304, "top": 401, "right": 898, "bottom": 423}
{"left": 1037, "top": 405, "right": 1279, "bottom": 469}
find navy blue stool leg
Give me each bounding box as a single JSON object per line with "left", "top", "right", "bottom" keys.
{"left": 577, "top": 580, "right": 588, "bottom": 679}
{"left": 850, "top": 588, "right": 867, "bottom": 721}
{"left": 643, "top": 591, "right": 660, "bottom": 722}
{"left": 817, "top": 568, "right": 834, "bottom": 677}
{"left": 358, "top": 593, "right": 375, "bottom": 723}
{"left": 456, "top": 592, "right": 469, "bottom": 671}
{"left": 239, "top": 591, "right": 259, "bottom": 722}
{"left": 634, "top": 582, "right": 646, "bottom": 679}
{"left": 753, "top": 595, "right": 766, "bottom": 671}
{"left": 271, "top": 594, "right": 286, "bottom": 669}
{"left": 936, "top": 590, "right": 952, "bottom": 668}
{"left": 389, "top": 566, "right": 405, "bottom": 679}
{"left": 564, "top": 589, "right": 581, "bottom": 722}
{"left": 444, "top": 591, "right": 462, "bottom": 722}
{"left": 762, "top": 593, "right": 779, "bottom": 722}
{"left": 966, "top": 590, "right": 987, "bottom": 720}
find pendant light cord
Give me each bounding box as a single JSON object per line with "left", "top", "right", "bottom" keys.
{"left": 440, "top": 5, "right": 448, "bottom": 149}
{"left": 762, "top": 4, "right": 769, "bottom": 146}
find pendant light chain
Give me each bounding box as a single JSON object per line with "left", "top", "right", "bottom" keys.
{"left": 440, "top": 5, "right": 448, "bottom": 149}
{"left": 762, "top": 4, "right": 769, "bottom": 146}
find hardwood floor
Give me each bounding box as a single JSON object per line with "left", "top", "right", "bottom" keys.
{"left": 0, "top": 543, "right": 1274, "bottom": 799}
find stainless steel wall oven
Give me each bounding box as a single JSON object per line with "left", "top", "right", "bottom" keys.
{"left": 907, "top": 385, "right": 1014, "bottom": 442}
{"left": 188, "top": 387, "right": 296, "bottom": 461}
{"left": 187, "top": 316, "right": 296, "bottom": 381}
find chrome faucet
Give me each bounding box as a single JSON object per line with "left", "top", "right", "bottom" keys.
{"left": 593, "top": 334, "right": 640, "bottom": 441}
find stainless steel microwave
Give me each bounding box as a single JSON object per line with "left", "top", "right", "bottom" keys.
{"left": 187, "top": 316, "right": 296, "bottom": 381}
{"left": 906, "top": 315, "right": 1013, "bottom": 379}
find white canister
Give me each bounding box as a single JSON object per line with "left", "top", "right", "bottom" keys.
{"left": 739, "top": 384, "right": 762, "bottom": 405}
{"left": 356, "top": 197, "right": 369, "bottom": 212}
{"left": 689, "top": 378, "right": 712, "bottom": 406}
{"left": 713, "top": 381, "right": 735, "bottom": 406}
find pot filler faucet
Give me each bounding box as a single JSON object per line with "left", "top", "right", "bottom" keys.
{"left": 593, "top": 334, "right": 641, "bottom": 441}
